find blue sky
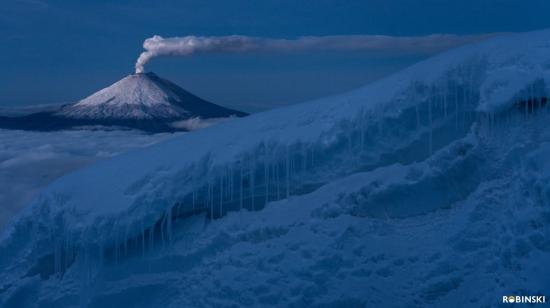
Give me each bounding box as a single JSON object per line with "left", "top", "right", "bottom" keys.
{"left": 1, "top": 0, "right": 549, "bottom": 111}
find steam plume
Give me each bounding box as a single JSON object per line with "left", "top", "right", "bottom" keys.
{"left": 135, "top": 34, "right": 498, "bottom": 73}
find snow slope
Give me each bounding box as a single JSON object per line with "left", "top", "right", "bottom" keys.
{"left": 58, "top": 72, "right": 246, "bottom": 120}
{"left": 1, "top": 29, "right": 550, "bottom": 307}
{"left": 0, "top": 73, "right": 246, "bottom": 133}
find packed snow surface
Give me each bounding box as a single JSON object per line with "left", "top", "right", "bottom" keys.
{"left": 2, "top": 29, "right": 550, "bottom": 307}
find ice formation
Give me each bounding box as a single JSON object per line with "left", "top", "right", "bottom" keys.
{"left": 1, "top": 29, "right": 550, "bottom": 307}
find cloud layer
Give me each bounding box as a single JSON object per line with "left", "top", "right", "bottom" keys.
{"left": 135, "top": 33, "right": 499, "bottom": 73}
{"left": 0, "top": 129, "right": 177, "bottom": 231}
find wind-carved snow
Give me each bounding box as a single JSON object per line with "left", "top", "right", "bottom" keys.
{"left": 2, "top": 30, "right": 550, "bottom": 307}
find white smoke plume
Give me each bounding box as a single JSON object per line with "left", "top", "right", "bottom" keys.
{"left": 135, "top": 34, "right": 499, "bottom": 73}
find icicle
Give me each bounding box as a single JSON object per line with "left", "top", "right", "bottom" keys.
{"left": 226, "top": 169, "right": 231, "bottom": 200}
{"left": 141, "top": 220, "right": 146, "bottom": 257}
{"left": 219, "top": 176, "right": 224, "bottom": 217}
{"left": 411, "top": 83, "right": 419, "bottom": 130}
{"left": 347, "top": 127, "right": 353, "bottom": 155}
{"left": 462, "top": 80, "right": 467, "bottom": 128}
{"left": 360, "top": 109, "right": 366, "bottom": 150}
{"left": 443, "top": 82, "right": 448, "bottom": 118}
{"left": 286, "top": 146, "right": 290, "bottom": 199}
{"left": 114, "top": 224, "right": 119, "bottom": 265}
{"left": 530, "top": 84, "right": 534, "bottom": 114}
{"left": 64, "top": 236, "right": 71, "bottom": 271}
{"left": 525, "top": 98, "right": 529, "bottom": 120}
{"left": 225, "top": 165, "right": 233, "bottom": 203}
{"left": 455, "top": 83, "right": 459, "bottom": 130}
{"left": 276, "top": 159, "right": 281, "bottom": 199}
{"left": 301, "top": 143, "right": 307, "bottom": 172}
{"left": 231, "top": 167, "right": 235, "bottom": 201}
{"left": 378, "top": 116, "right": 384, "bottom": 138}
{"left": 239, "top": 162, "right": 244, "bottom": 212}
{"left": 160, "top": 213, "right": 165, "bottom": 248}
{"left": 53, "top": 240, "right": 59, "bottom": 275}
{"left": 489, "top": 112, "right": 496, "bottom": 133}
{"left": 428, "top": 93, "right": 433, "bottom": 155}
{"left": 123, "top": 225, "right": 128, "bottom": 257}
{"left": 265, "top": 151, "right": 269, "bottom": 204}
{"left": 209, "top": 182, "right": 213, "bottom": 219}
{"left": 153, "top": 217, "right": 158, "bottom": 250}
{"left": 310, "top": 146, "right": 315, "bottom": 168}
{"left": 250, "top": 155, "right": 255, "bottom": 211}
{"left": 98, "top": 242, "right": 104, "bottom": 268}
{"left": 230, "top": 165, "right": 235, "bottom": 202}
{"left": 166, "top": 207, "right": 172, "bottom": 245}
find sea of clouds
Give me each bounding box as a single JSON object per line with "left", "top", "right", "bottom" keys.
{"left": 0, "top": 129, "right": 178, "bottom": 230}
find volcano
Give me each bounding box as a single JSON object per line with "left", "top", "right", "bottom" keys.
{"left": 0, "top": 72, "right": 246, "bottom": 132}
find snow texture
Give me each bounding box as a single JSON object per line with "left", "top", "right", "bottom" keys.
{"left": 2, "top": 29, "right": 550, "bottom": 307}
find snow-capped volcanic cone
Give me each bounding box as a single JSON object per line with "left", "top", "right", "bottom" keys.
{"left": 0, "top": 72, "right": 246, "bottom": 132}
{"left": 59, "top": 72, "right": 245, "bottom": 120}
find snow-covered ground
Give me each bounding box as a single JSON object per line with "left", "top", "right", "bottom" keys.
{"left": 1, "top": 29, "right": 550, "bottom": 307}
{"left": 0, "top": 129, "right": 176, "bottom": 230}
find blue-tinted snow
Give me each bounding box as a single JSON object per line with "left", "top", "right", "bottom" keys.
{"left": 2, "top": 29, "right": 550, "bottom": 307}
